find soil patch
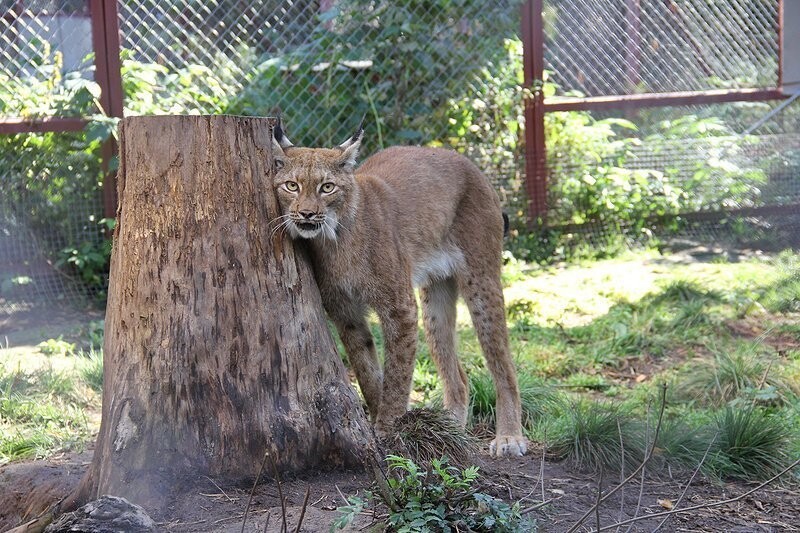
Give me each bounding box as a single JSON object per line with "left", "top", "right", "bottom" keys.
{"left": 2, "top": 444, "right": 797, "bottom": 532}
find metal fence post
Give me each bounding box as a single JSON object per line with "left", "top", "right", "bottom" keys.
{"left": 90, "top": 0, "right": 124, "bottom": 220}
{"left": 521, "top": 0, "right": 547, "bottom": 225}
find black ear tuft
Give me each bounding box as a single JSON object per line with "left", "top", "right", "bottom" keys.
{"left": 274, "top": 115, "right": 285, "bottom": 144}
{"left": 352, "top": 115, "right": 365, "bottom": 143}
{"left": 339, "top": 116, "right": 366, "bottom": 150}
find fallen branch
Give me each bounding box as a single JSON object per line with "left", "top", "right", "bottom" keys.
{"left": 651, "top": 432, "right": 718, "bottom": 533}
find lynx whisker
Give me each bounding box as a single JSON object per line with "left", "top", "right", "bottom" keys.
{"left": 270, "top": 217, "right": 294, "bottom": 239}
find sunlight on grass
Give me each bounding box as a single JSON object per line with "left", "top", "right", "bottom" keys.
{"left": 0, "top": 347, "right": 102, "bottom": 464}
{"left": 2, "top": 248, "right": 798, "bottom": 484}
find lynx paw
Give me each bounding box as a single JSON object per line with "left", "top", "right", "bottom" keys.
{"left": 489, "top": 435, "right": 528, "bottom": 457}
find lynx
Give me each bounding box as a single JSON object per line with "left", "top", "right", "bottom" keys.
{"left": 270, "top": 121, "right": 527, "bottom": 457}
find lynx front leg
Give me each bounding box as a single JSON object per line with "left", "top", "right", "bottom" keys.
{"left": 373, "top": 289, "right": 419, "bottom": 436}
{"left": 327, "top": 300, "right": 383, "bottom": 420}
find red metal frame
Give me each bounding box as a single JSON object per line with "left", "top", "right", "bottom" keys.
{"left": 90, "top": 0, "right": 124, "bottom": 218}
{"left": 520, "top": 0, "right": 788, "bottom": 224}
{"left": 0, "top": 117, "right": 88, "bottom": 134}
{"left": 521, "top": 0, "right": 547, "bottom": 223}
{"left": 0, "top": 0, "right": 124, "bottom": 218}
{"left": 544, "top": 88, "right": 787, "bottom": 113}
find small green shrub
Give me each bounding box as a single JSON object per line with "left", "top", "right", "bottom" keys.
{"left": 334, "top": 455, "right": 536, "bottom": 532}
{"left": 56, "top": 218, "right": 115, "bottom": 298}
{"left": 37, "top": 338, "right": 77, "bottom": 357}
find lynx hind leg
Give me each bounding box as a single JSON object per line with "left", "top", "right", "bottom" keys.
{"left": 328, "top": 303, "right": 383, "bottom": 421}
{"left": 458, "top": 265, "right": 527, "bottom": 457}
{"left": 421, "top": 277, "right": 469, "bottom": 426}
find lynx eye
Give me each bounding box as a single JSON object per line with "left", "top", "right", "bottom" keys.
{"left": 284, "top": 181, "right": 299, "bottom": 192}
{"left": 320, "top": 182, "right": 336, "bottom": 194}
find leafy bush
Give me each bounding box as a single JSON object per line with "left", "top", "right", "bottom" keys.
{"left": 334, "top": 455, "right": 536, "bottom": 532}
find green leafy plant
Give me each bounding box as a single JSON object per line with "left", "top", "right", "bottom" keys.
{"left": 334, "top": 455, "right": 535, "bottom": 532}
{"left": 56, "top": 218, "right": 115, "bottom": 296}
{"left": 37, "top": 338, "right": 76, "bottom": 358}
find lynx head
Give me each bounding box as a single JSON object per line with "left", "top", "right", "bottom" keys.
{"left": 271, "top": 119, "right": 363, "bottom": 240}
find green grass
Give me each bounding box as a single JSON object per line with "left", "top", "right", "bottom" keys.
{"left": 675, "top": 344, "right": 799, "bottom": 406}
{"left": 707, "top": 406, "right": 793, "bottom": 481}
{"left": 2, "top": 249, "right": 799, "bottom": 486}
{"left": 0, "top": 346, "right": 102, "bottom": 464}
{"left": 545, "top": 398, "right": 646, "bottom": 474}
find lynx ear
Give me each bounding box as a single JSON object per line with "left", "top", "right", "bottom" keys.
{"left": 272, "top": 116, "right": 294, "bottom": 154}
{"left": 337, "top": 120, "right": 364, "bottom": 169}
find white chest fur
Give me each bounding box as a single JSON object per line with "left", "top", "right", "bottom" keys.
{"left": 412, "top": 246, "right": 465, "bottom": 288}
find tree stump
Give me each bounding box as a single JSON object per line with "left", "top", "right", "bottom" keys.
{"left": 68, "top": 116, "right": 374, "bottom": 514}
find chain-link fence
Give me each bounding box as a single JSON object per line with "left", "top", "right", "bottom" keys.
{"left": 1, "top": 0, "right": 525, "bottom": 317}
{"left": 0, "top": 0, "right": 105, "bottom": 317}
{"left": 2, "top": 0, "right": 798, "bottom": 318}
{"left": 545, "top": 0, "right": 779, "bottom": 96}
{"left": 527, "top": 0, "right": 800, "bottom": 260}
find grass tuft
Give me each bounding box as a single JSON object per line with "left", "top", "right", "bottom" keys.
{"left": 676, "top": 346, "right": 797, "bottom": 406}
{"left": 79, "top": 348, "right": 104, "bottom": 392}
{"left": 651, "top": 279, "right": 722, "bottom": 306}
{"left": 708, "top": 406, "right": 792, "bottom": 481}
{"left": 548, "top": 399, "right": 645, "bottom": 474}
{"left": 442, "top": 370, "right": 560, "bottom": 430}
{"left": 387, "top": 408, "right": 478, "bottom": 467}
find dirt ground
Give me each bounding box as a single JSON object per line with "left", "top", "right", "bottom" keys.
{"left": 1, "top": 442, "right": 798, "bottom": 532}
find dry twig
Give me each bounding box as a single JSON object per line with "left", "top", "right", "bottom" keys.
{"left": 651, "top": 432, "right": 717, "bottom": 533}
{"left": 566, "top": 383, "right": 668, "bottom": 533}
{"left": 293, "top": 487, "right": 311, "bottom": 533}
{"left": 242, "top": 450, "right": 270, "bottom": 533}
{"left": 594, "top": 457, "right": 800, "bottom": 532}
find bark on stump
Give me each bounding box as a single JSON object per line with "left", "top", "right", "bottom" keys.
{"left": 69, "top": 115, "right": 374, "bottom": 514}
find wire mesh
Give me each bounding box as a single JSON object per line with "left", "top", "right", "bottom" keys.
{"left": 543, "top": 98, "right": 800, "bottom": 260}
{"left": 0, "top": 129, "right": 104, "bottom": 315}
{"left": 116, "top": 0, "right": 520, "bottom": 148}
{"left": 0, "top": 0, "right": 95, "bottom": 118}
{"left": 1, "top": 0, "right": 797, "bottom": 321}
{"left": 543, "top": 0, "right": 779, "bottom": 97}
{"left": 1, "top": 0, "right": 104, "bottom": 316}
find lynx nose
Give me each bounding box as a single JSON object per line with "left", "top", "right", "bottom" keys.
{"left": 298, "top": 210, "right": 316, "bottom": 220}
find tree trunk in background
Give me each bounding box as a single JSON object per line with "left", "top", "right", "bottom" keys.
{"left": 68, "top": 115, "right": 373, "bottom": 515}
